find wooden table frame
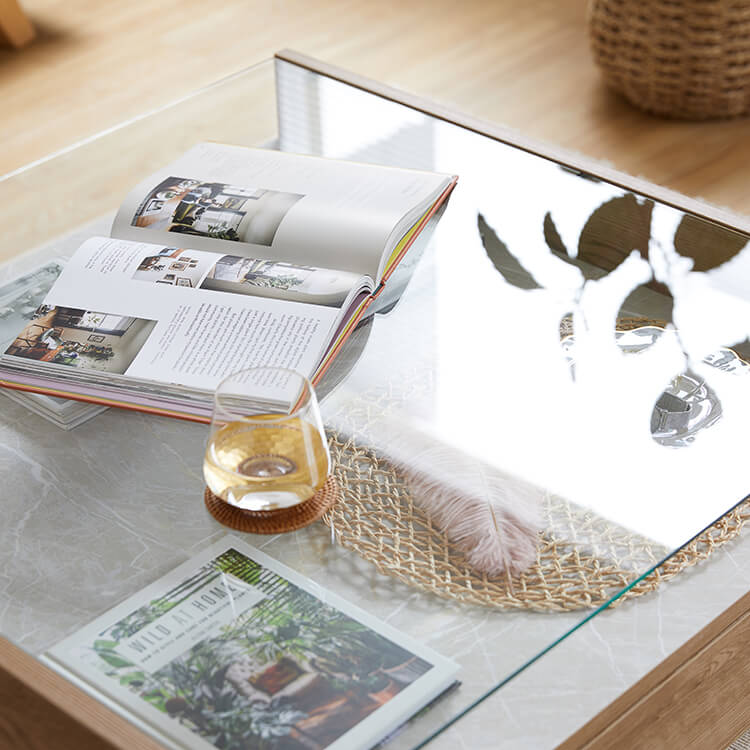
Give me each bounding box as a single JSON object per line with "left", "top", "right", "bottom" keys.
{"left": 4, "top": 589, "right": 750, "bottom": 749}
{"left": 1, "top": 49, "right": 749, "bottom": 750}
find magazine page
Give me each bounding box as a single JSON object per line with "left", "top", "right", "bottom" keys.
{"left": 201, "top": 253, "right": 371, "bottom": 308}
{"left": 1, "top": 237, "right": 345, "bottom": 396}
{"left": 111, "top": 143, "right": 451, "bottom": 279}
{"left": 44, "top": 536, "right": 459, "bottom": 750}
{"left": 0, "top": 258, "right": 108, "bottom": 427}
{"left": 0, "top": 258, "right": 65, "bottom": 353}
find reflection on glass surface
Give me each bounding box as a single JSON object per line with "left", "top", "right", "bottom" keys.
{"left": 560, "top": 325, "right": 750, "bottom": 448}
{"left": 277, "top": 59, "right": 749, "bottom": 550}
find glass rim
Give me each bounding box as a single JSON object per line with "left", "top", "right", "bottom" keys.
{"left": 212, "top": 366, "right": 315, "bottom": 423}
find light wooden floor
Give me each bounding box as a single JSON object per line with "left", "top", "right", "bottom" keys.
{"left": 2, "top": 0, "right": 750, "bottom": 216}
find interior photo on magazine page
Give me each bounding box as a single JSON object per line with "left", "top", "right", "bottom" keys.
{"left": 0, "top": 237, "right": 371, "bottom": 416}
{"left": 0, "top": 259, "right": 108, "bottom": 428}
{"left": 111, "top": 143, "right": 455, "bottom": 282}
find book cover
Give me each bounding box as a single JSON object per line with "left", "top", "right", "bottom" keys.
{"left": 45, "top": 536, "right": 458, "bottom": 750}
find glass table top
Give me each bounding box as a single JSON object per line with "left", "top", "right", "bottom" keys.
{"left": 1, "top": 54, "right": 749, "bottom": 749}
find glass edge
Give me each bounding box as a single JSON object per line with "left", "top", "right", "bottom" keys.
{"left": 0, "top": 57, "right": 275, "bottom": 184}
{"left": 413, "top": 490, "right": 750, "bottom": 749}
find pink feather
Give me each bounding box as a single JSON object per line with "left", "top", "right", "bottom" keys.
{"left": 378, "top": 423, "right": 543, "bottom": 577}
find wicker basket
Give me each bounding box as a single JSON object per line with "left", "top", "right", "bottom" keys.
{"left": 588, "top": 0, "right": 750, "bottom": 119}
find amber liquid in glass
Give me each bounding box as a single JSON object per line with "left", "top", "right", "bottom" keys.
{"left": 203, "top": 416, "right": 329, "bottom": 510}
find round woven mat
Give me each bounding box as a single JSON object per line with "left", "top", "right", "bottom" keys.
{"left": 323, "top": 433, "right": 750, "bottom": 612}
{"left": 205, "top": 476, "right": 339, "bottom": 534}
{"left": 321, "top": 316, "right": 748, "bottom": 611}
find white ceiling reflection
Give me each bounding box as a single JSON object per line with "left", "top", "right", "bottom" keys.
{"left": 277, "top": 60, "right": 750, "bottom": 551}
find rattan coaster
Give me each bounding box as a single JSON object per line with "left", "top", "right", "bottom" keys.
{"left": 204, "top": 476, "right": 339, "bottom": 534}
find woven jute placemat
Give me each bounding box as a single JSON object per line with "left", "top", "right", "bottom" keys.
{"left": 320, "top": 317, "right": 748, "bottom": 611}
{"left": 323, "top": 433, "right": 750, "bottom": 612}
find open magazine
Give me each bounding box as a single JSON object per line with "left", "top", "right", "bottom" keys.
{"left": 0, "top": 144, "right": 456, "bottom": 421}
{"left": 0, "top": 259, "right": 107, "bottom": 429}
{"left": 44, "top": 537, "right": 459, "bottom": 750}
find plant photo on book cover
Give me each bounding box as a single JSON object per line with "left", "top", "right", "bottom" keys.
{"left": 57, "top": 545, "right": 447, "bottom": 750}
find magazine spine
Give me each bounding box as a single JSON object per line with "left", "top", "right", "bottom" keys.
{"left": 379, "top": 178, "right": 457, "bottom": 285}
{"left": 311, "top": 292, "right": 377, "bottom": 389}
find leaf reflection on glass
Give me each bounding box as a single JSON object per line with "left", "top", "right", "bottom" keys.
{"left": 674, "top": 214, "right": 748, "bottom": 273}
{"left": 477, "top": 213, "right": 540, "bottom": 290}
{"left": 477, "top": 192, "right": 750, "bottom": 448}
{"left": 650, "top": 204, "right": 750, "bottom": 364}
{"left": 577, "top": 194, "right": 653, "bottom": 272}
{"left": 560, "top": 193, "right": 674, "bottom": 324}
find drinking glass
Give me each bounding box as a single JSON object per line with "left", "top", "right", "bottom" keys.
{"left": 203, "top": 367, "right": 330, "bottom": 511}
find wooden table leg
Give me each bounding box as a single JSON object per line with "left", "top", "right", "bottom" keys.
{"left": 0, "top": 638, "right": 162, "bottom": 750}
{"left": 0, "top": 0, "right": 35, "bottom": 48}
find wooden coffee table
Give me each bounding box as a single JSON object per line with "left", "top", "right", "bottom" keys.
{"left": 0, "top": 51, "right": 748, "bottom": 750}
